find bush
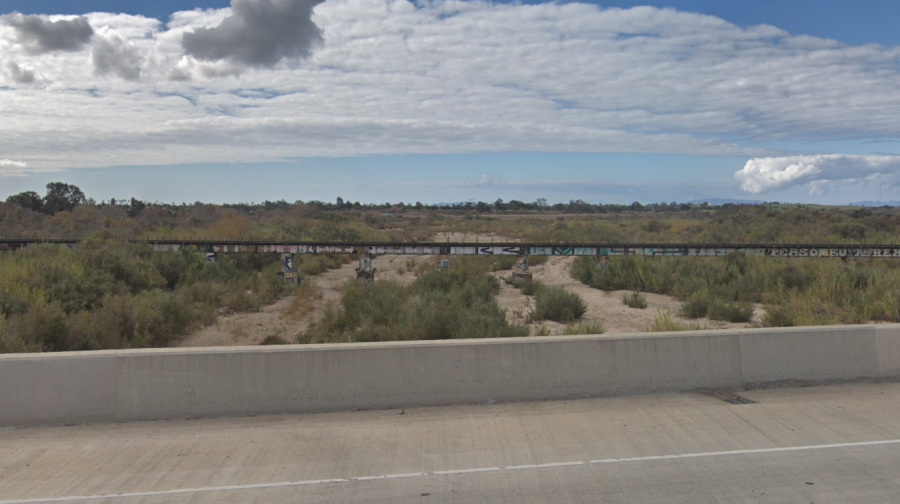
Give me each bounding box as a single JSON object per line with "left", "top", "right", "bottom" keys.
{"left": 298, "top": 258, "right": 529, "bottom": 344}
{"left": 762, "top": 305, "right": 795, "bottom": 327}
{"left": 622, "top": 291, "right": 648, "bottom": 309}
{"left": 649, "top": 310, "right": 702, "bottom": 332}
{"left": 561, "top": 320, "right": 605, "bottom": 335}
{"left": 529, "top": 286, "right": 587, "bottom": 323}
{"left": 516, "top": 280, "right": 544, "bottom": 296}
{"left": 0, "top": 241, "right": 294, "bottom": 353}
{"left": 571, "top": 256, "right": 598, "bottom": 285}
{"left": 679, "top": 292, "right": 710, "bottom": 319}
{"left": 649, "top": 310, "right": 687, "bottom": 332}
{"left": 707, "top": 301, "right": 754, "bottom": 323}
{"left": 528, "top": 255, "right": 550, "bottom": 266}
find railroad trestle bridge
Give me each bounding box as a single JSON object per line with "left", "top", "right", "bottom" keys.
{"left": 1, "top": 239, "right": 899, "bottom": 258}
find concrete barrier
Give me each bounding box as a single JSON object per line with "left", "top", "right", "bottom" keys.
{"left": 2, "top": 324, "right": 899, "bottom": 427}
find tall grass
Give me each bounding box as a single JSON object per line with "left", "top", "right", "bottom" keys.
{"left": 561, "top": 320, "right": 605, "bottom": 335}
{"left": 649, "top": 310, "right": 704, "bottom": 332}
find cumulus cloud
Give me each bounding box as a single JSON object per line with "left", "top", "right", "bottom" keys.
{"left": 91, "top": 35, "right": 142, "bottom": 81}
{"left": 734, "top": 155, "right": 900, "bottom": 195}
{"left": 1, "top": 12, "right": 93, "bottom": 53}
{"left": 181, "top": 0, "right": 324, "bottom": 68}
{"left": 5, "top": 62, "right": 36, "bottom": 84}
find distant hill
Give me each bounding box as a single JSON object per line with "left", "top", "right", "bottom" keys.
{"left": 688, "top": 198, "right": 766, "bottom": 205}
{"left": 848, "top": 201, "right": 900, "bottom": 207}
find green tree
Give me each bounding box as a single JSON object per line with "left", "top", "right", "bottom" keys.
{"left": 42, "top": 183, "right": 86, "bottom": 215}
{"left": 6, "top": 191, "right": 43, "bottom": 212}
{"left": 127, "top": 197, "right": 146, "bottom": 218}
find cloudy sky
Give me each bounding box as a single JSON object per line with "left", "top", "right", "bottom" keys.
{"left": 1, "top": 0, "right": 899, "bottom": 204}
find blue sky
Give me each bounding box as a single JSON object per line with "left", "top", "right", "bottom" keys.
{"left": 2, "top": 0, "right": 900, "bottom": 205}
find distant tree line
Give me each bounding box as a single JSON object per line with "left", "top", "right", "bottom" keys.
{"left": 5, "top": 184, "right": 154, "bottom": 217}
{"left": 7, "top": 183, "right": 777, "bottom": 218}
{"left": 224, "top": 197, "right": 745, "bottom": 214}
{"left": 5, "top": 183, "right": 87, "bottom": 216}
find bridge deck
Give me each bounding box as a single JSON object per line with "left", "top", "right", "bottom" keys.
{"left": 2, "top": 382, "right": 900, "bottom": 503}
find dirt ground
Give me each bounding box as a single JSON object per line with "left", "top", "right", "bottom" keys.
{"left": 179, "top": 251, "right": 762, "bottom": 347}
{"left": 179, "top": 255, "right": 424, "bottom": 347}
{"left": 494, "top": 256, "right": 762, "bottom": 336}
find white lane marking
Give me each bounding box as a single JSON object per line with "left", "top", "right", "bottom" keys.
{"left": 2, "top": 438, "right": 899, "bottom": 503}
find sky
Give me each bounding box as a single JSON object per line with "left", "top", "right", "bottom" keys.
{"left": 1, "top": 0, "right": 900, "bottom": 205}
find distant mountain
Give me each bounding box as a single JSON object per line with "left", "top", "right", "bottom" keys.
{"left": 688, "top": 198, "right": 766, "bottom": 205}
{"left": 848, "top": 201, "right": 900, "bottom": 207}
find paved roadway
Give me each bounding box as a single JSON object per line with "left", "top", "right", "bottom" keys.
{"left": 2, "top": 382, "right": 900, "bottom": 503}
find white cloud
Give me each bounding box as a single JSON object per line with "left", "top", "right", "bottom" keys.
{"left": 466, "top": 174, "right": 503, "bottom": 186}
{"left": 734, "top": 154, "right": 900, "bottom": 194}
{"left": 0, "top": 159, "right": 29, "bottom": 176}
{"left": 92, "top": 34, "right": 143, "bottom": 80}
{"left": 1, "top": 1, "right": 900, "bottom": 172}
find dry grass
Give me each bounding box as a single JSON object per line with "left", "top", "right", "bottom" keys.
{"left": 281, "top": 280, "right": 323, "bottom": 321}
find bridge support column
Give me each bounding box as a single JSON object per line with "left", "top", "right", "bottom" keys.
{"left": 280, "top": 253, "right": 298, "bottom": 284}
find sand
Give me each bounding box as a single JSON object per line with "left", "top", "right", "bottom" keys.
{"left": 494, "top": 256, "right": 762, "bottom": 336}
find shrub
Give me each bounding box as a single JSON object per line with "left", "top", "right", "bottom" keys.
{"left": 679, "top": 292, "right": 710, "bottom": 319}
{"left": 530, "top": 286, "right": 587, "bottom": 323}
{"left": 762, "top": 305, "right": 795, "bottom": 327}
{"left": 561, "top": 320, "right": 605, "bottom": 335}
{"left": 622, "top": 291, "right": 648, "bottom": 309}
{"left": 649, "top": 310, "right": 687, "bottom": 332}
{"left": 773, "top": 264, "right": 814, "bottom": 290}
{"left": 649, "top": 310, "right": 702, "bottom": 332}
{"left": 0, "top": 241, "right": 294, "bottom": 353}
{"left": 260, "top": 335, "right": 288, "bottom": 345}
{"left": 488, "top": 256, "right": 518, "bottom": 271}
{"left": 534, "top": 325, "right": 552, "bottom": 336}
{"left": 571, "top": 256, "right": 598, "bottom": 285}
{"left": 298, "top": 259, "right": 529, "bottom": 344}
{"left": 528, "top": 255, "right": 549, "bottom": 266}
{"left": 517, "top": 280, "right": 544, "bottom": 296}
{"left": 707, "top": 301, "right": 754, "bottom": 323}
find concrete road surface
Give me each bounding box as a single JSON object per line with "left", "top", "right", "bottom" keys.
{"left": 2, "top": 382, "right": 900, "bottom": 503}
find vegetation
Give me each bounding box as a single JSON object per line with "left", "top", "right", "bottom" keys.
{"left": 6, "top": 183, "right": 86, "bottom": 216}
{"left": 297, "top": 257, "right": 529, "bottom": 344}
{"left": 561, "top": 320, "right": 605, "bottom": 335}
{"left": 648, "top": 310, "right": 704, "bottom": 332}
{"left": 573, "top": 252, "right": 900, "bottom": 327}
{"left": 528, "top": 286, "right": 588, "bottom": 323}
{"left": 622, "top": 291, "right": 648, "bottom": 309}
{"left": 0, "top": 240, "right": 295, "bottom": 353}
{"left": 5, "top": 181, "right": 900, "bottom": 352}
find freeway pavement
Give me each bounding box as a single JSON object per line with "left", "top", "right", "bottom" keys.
{"left": 2, "top": 382, "right": 900, "bottom": 503}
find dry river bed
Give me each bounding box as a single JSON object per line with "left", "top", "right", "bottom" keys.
{"left": 179, "top": 251, "right": 761, "bottom": 347}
